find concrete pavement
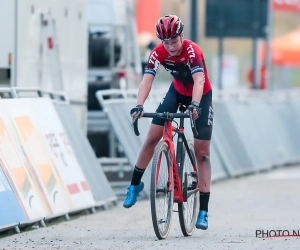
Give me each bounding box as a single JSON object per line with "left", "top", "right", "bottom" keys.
{"left": 1, "top": 166, "right": 300, "bottom": 250}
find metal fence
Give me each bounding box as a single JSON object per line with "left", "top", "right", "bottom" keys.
{"left": 96, "top": 87, "right": 300, "bottom": 197}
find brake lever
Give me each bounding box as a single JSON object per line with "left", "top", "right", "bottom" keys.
{"left": 189, "top": 111, "right": 198, "bottom": 138}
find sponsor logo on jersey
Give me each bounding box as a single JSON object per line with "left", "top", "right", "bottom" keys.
{"left": 165, "top": 59, "right": 175, "bottom": 63}
{"left": 149, "top": 51, "right": 158, "bottom": 64}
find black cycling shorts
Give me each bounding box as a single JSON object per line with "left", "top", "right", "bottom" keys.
{"left": 152, "top": 84, "right": 213, "bottom": 140}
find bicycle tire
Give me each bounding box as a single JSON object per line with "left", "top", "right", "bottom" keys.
{"left": 178, "top": 140, "right": 199, "bottom": 236}
{"left": 150, "top": 140, "right": 174, "bottom": 240}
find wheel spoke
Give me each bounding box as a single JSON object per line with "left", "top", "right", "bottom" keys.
{"left": 178, "top": 140, "right": 199, "bottom": 236}
{"left": 151, "top": 141, "right": 173, "bottom": 239}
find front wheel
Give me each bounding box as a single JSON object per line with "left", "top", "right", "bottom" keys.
{"left": 150, "top": 141, "right": 174, "bottom": 240}
{"left": 178, "top": 140, "right": 199, "bottom": 236}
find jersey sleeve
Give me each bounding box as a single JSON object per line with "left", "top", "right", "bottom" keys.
{"left": 186, "top": 43, "right": 204, "bottom": 75}
{"left": 144, "top": 48, "right": 163, "bottom": 76}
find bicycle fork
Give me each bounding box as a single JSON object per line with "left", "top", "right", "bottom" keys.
{"left": 168, "top": 141, "right": 184, "bottom": 203}
{"left": 173, "top": 128, "right": 185, "bottom": 203}
{"left": 163, "top": 121, "right": 184, "bottom": 203}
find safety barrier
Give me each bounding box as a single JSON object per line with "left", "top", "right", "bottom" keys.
{"left": 96, "top": 87, "right": 300, "bottom": 196}
{"left": 54, "top": 103, "right": 117, "bottom": 207}
{"left": 0, "top": 88, "right": 117, "bottom": 233}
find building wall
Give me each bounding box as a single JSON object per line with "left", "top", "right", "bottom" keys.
{"left": 15, "top": 0, "right": 88, "bottom": 130}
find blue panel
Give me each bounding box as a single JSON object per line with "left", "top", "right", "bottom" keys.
{"left": 0, "top": 167, "right": 27, "bottom": 226}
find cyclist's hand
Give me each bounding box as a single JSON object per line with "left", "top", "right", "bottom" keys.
{"left": 187, "top": 102, "right": 201, "bottom": 120}
{"left": 130, "top": 105, "right": 144, "bottom": 120}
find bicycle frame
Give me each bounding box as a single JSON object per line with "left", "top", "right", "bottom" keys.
{"left": 133, "top": 108, "right": 199, "bottom": 204}
{"left": 161, "top": 117, "right": 198, "bottom": 203}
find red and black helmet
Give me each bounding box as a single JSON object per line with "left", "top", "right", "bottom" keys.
{"left": 155, "top": 15, "right": 184, "bottom": 41}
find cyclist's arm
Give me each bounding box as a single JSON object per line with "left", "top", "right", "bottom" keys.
{"left": 188, "top": 43, "right": 205, "bottom": 103}
{"left": 191, "top": 72, "right": 204, "bottom": 103}
{"left": 137, "top": 47, "right": 163, "bottom": 105}
{"left": 137, "top": 74, "right": 155, "bottom": 105}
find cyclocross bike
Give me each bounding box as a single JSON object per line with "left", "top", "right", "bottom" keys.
{"left": 133, "top": 104, "right": 200, "bottom": 240}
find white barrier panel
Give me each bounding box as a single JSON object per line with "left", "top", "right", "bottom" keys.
{"left": 0, "top": 101, "right": 52, "bottom": 220}
{"left": 247, "top": 101, "right": 283, "bottom": 166}
{"left": 220, "top": 99, "right": 300, "bottom": 175}
{"left": 273, "top": 102, "right": 300, "bottom": 163}
{"left": 54, "top": 103, "right": 117, "bottom": 204}
{"left": 0, "top": 89, "right": 118, "bottom": 233}
{"left": 225, "top": 101, "right": 272, "bottom": 171}
{"left": 212, "top": 102, "right": 255, "bottom": 176}
{"left": 3, "top": 99, "right": 72, "bottom": 216}
{"left": 27, "top": 98, "right": 95, "bottom": 211}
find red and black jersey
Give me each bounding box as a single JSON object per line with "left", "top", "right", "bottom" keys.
{"left": 145, "top": 39, "right": 212, "bottom": 96}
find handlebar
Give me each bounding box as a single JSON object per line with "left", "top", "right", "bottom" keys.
{"left": 132, "top": 111, "right": 198, "bottom": 137}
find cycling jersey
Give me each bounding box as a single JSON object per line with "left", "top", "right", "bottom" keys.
{"left": 145, "top": 39, "right": 212, "bottom": 96}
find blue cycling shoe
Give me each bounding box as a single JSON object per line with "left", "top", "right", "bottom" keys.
{"left": 196, "top": 210, "right": 208, "bottom": 230}
{"left": 123, "top": 182, "right": 144, "bottom": 208}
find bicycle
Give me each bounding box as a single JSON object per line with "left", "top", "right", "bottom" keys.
{"left": 132, "top": 104, "right": 200, "bottom": 240}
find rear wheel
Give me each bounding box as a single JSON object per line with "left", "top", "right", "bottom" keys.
{"left": 150, "top": 141, "right": 174, "bottom": 240}
{"left": 178, "top": 140, "right": 199, "bottom": 236}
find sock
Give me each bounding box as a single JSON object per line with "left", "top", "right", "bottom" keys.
{"left": 130, "top": 166, "right": 145, "bottom": 185}
{"left": 199, "top": 192, "right": 210, "bottom": 212}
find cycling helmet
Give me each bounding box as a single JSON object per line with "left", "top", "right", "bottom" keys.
{"left": 155, "top": 15, "right": 184, "bottom": 41}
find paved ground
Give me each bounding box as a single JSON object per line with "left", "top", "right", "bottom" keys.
{"left": 1, "top": 166, "right": 300, "bottom": 250}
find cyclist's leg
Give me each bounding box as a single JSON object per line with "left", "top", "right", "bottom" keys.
{"left": 177, "top": 90, "right": 213, "bottom": 187}
{"left": 194, "top": 139, "right": 211, "bottom": 190}
{"left": 135, "top": 84, "right": 179, "bottom": 169}
{"left": 193, "top": 90, "right": 213, "bottom": 229}
{"left": 123, "top": 84, "right": 178, "bottom": 208}
{"left": 135, "top": 124, "right": 164, "bottom": 169}
{"left": 179, "top": 91, "right": 213, "bottom": 191}
{"left": 190, "top": 90, "right": 213, "bottom": 190}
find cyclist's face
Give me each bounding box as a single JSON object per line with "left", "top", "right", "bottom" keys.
{"left": 162, "top": 35, "right": 183, "bottom": 56}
